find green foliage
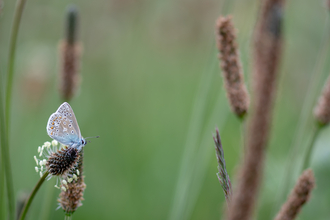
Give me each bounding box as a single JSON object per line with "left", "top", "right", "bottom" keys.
{"left": 1, "top": 0, "right": 330, "bottom": 219}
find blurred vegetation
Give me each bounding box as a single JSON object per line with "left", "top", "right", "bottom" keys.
{"left": 1, "top": 0, "right": 330, "bottom": 219}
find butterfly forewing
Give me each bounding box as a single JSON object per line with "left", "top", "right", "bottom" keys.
{"left": 46, "top": 102, "right": 82, "bottom": 146}
{"left": 56, "top": 102, "right": 82, "bottom": 138}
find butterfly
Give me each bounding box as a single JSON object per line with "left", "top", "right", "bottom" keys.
{"left": 46, "top": 102, "right": 86, "bottom": 151}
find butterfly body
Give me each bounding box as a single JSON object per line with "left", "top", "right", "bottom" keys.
{"left": 47, "top": 102, "right": 86, "bottom": 151}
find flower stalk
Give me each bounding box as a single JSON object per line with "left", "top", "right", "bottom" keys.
{"left": 18, "top": 171, "right": 49, "bottom": 220}
{"left": 5, "top": 0, "right": 28, "bottom": 128}
{"left": 59, "top": 5, "right": 82, "bottom": 102}
{"left": 0, "top": 96, "right": 11, "bottom": 219}
{"left": 226, "top": 0, "right": 285, "bottom": 219}
{"left": 2, "top": 0, "right": 28, "bottom": 218}
{"left": 301, "top": 125, "right": 321, "bottom": 171}
{"left": 300, "top": 73, "right": 330, "bottom": 170}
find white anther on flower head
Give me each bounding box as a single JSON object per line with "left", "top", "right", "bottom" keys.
{"left": 35, "top": 167, "right": 39, "bottom": 172}
{"left": 52, "top": 140, "right": 58, "bottom": 147}
{"left": 42, "top": 159, "right": 47, "bottom": 165}
{"left": 62, "top": 179, "right": 68, "bottom": 186}
{"left": 39, "top": 171, "right": 43, "bottom": 178}
{"left": 44, "top": 142, "right": 51, "bottom": 148}
{"left": 41, "top": 166, "right": 43, "bottom": 172}
{"left": 34, "top": 156, "right": 38, "bottom": 165}
{"left": 73, "top": 174, "right": 78, "bottom": 181}
{"left": 67, "top": 177, "right": 73, "bottom": 183}
{"left": 38, "top": 146, "right": 41, "bottom": 153}
{"left": 76, "top": 170, "right": 80, "bottom": 176}
{"left": 61, "top": 186, "right": 67, "bottom": 192}
{"left": 55, "top": 185, "right": 60, "bottom": 189}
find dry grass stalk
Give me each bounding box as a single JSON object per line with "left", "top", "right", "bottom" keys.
{"left": 58, "top": 150, "right": 86, "bottom": 214}
{"left": 226, "top": 1, "right": 285, "bottom": 220}
{"left": 274, "top": 169, "right": 315, "bottom": 220}
{"left": 216, "top": 16, "right": 249, "bottom": 118}
{"left": 314, "top": 75, "right": 330, "bottom": 126}
{"left": 59, "top": 6, "right": 82, "bottom": 102}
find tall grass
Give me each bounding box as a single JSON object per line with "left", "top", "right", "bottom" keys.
{"left": 1, "top": 0, "right": 330, "bottom": 219}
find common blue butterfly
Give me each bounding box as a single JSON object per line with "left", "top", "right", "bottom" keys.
{"left": 46, "top": 102, "right": 86, "bottom": 151}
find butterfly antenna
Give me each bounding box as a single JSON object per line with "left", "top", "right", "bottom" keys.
{"left": 85, "top": 136, "right": 100, "bottom": 139}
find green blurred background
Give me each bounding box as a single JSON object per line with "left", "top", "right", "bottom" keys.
{"left": 1, "top": 0, "right": 330, "bottom": 219}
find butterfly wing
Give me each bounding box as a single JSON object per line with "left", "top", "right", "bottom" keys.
{"left": 46, "top": 102, "right": 82, "bottom": 146}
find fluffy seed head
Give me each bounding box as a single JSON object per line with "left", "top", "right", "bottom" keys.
{"left": 216, "top": 15, "right": 249, "bottom": 118}
{"left": 58, "top": 181, "right": 86, "bottom": 214}
{"left": 314, "top": 76, "right": 330, "bottom": 126}
{"left": 274, "top": 169, "right": 315, "bottom": 220}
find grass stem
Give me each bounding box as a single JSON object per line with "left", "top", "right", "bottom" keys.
{"left": 301, "top": 125, "right": 321, "bottom": 171}
{"left": 5, "top": 0, "right": 28, "bottom": 127}
{"left": 18, "top": 171, "right": 49, "bottom": 220}
{"left": 272, "top": 12, "right": 330, "bottom": 217}
{"left": 0, "top": 85, "right": 14, "bottom": 220}
{"left": 0, "top": 156, "right": 5, "bottom": 220}
{"left": 168, "top": 49, "right": 218, "bottom": 220}
{"left": 2, "top": 1, "right": 28, "bottom": 219}
{"left": 184, "top": 94, "right": 229, "bottom": 220}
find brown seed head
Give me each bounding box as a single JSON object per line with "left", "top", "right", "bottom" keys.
{"left": 58, "top": 149, "right": 86, "bottom": 214}
{"left": 58, "top": 180, "right": 86, "bottom": 214}
{"left": 314, "top": 75, "right": 330, "bottom": 126}
{"left": 226, "top": 1, "right": 285, "bottom": 220}
{"left": 58, "top": 5, "right": 82, "bottom": 102}
{"left": 216, "top": 15, "right": 249, "bottom": 118}
{"left": 58, "top": 41, "right": 82, "bottom": 102}
{"left": 46, "top": 146, "right": 79, "bottom": 177}
{"left": 274, "top": 169, "right": 315, "bottom": 220}
{"left": 327, "top": 0, "right": 330, "bottom": 11}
